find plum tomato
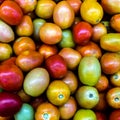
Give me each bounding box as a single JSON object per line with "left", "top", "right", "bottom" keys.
{"left": 73, "top": 21, "right": 93, "bottom": 45}
{"left": 0, "top": 0, "right": 23, "bottom": 25}
{"left": 0, "top": 92, "right": 22, "bottom": 117}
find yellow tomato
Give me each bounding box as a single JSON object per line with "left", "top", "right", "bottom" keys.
{"left": 80, "top": 0, "right": 103, "bottom": 25}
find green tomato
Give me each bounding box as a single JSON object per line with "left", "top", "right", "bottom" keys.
{"left": 33, "top": 18, "right": 46, "bottom": 41}
{"left": 14, "top": 103, "right": 34, "bottom": 120}
{"left": 59, "top": 29, "right": 75, "bottom": 48}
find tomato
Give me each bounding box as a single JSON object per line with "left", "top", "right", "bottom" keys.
{"left": 15, "top": 0, "right": 37, "bottom": 14}
{"left": 73, "top": 21, "right": 93, "bottom": 45}
{"left": 38, "top": 44, "right": 58, "bottom": 59}
{"left": 0, "top": 92, "right": 22, "bottom": 117}
{"left": 0, "top": 0, "right": 23, "bottom": 25}
{"left": 109, "top": 109, "right": 120, "bottom": 120}
{"left": 16, "top": 15, "right": 33, "bottom": 36}
{"left": 59, "top": 47, "right": 81, "bottom": 70}
{"left": 45, "top": 54, "right": 67, "bottom": 79}
{"left": 35, "top": 0, "right": 56, "bottom": 19}
{"left": 76, "top": 41, "right": 102, "bottom": 59}
{"left": 46, "top": 80, "right": 70, "bottom": 106}
{"left": 53, "top": 1, "right": 75, "bottom": 29}
{"left": 101, "top": 0, "right": 120, "bottom": 15}
{"left": 39, "top": 23, "right": 62, "bottom": 45}
{"left": 100, "top": 33, "right": 120, "bottom": 52}
{"left": 0, "top": 64, "right": 24, "bottom": 91}
{"left": 35, "top": 102, "right": 60, "bottom": 120}
{"left": 0, "top": 20, "right": 15, "bottom": 43}
{"left": 106, "top": 87, "right": 120, "bottom": 109}
{"left": 59, "top": 96, "right": 77, "bottom": 119}
{"left": 14, "top": 103, "right": 34, "bottom": 120}
{"left": 15, "top": 50, "right": 43, "bottom": 72}
{"left": 100, "top": 52, "right": 120, "bottom": 74}
{"left": 13, "top": 37, "right": 36, "bottom": 56}
{"left": 110, "top": 14, "right": 120, "bottom": 32}
{"left": 23, "top": 68, "right": 50, "bottom": 97}
{"left": 0, "top": 43, "right": 12, "bottom": 61}
{"left": 66, "top": 0, "right": 82, "bottom": 14}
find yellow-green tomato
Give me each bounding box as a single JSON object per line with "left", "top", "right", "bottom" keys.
{"left": 0, "top": 43, "right": 12, "bottom": 61}
{"left": 23, "top": 68, "right": 50, "bottom": 97}
{"left": 0, "top": 20, "right": 14, "bottom": 43}
{"left": 33, "top": 18, "right": 46, "bottom": 41}
{"left": 59, "top": 29, "right": 75, "bottom": 48}
{"left": 78, "top": 56, "right": 101, "bottom": 86}
{"left": 14, "top": 103, "right": 34, "bottom": 120}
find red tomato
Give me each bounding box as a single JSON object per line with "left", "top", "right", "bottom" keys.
{"left": 0, "top": 0, "right": 23, "bottom": 25}
{"left": 109, "top": 109, "right": 120, "bottom": 120}
{"left": 73, "top": 21, "right": 93, "bottom": 45}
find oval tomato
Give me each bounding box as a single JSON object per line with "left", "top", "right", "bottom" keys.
{"left": 0, "top": 0, "right": 23, "bottom": 25}
{"left": 73, "top": 21, "right": 93, "bottom": 45}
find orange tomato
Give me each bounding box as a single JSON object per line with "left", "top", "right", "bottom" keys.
{"left": 101, "top": 0, "right": 120, "bottom": 15}
{"left": 46, "top": 80, "right": 70, "bottom": 106}
{"left": 95, "top": 74, "right": 109, "bottom": 92}
{"left": 15, "top": 50, "right": 43, "bottom": 72}
{"left": 59, "top": 96, "right": 77, "bottom": 119}
{"left": 66, "top": 0, "right": 82, "bottom": 14}
{"left": 53, "top": 1, "right": 75, "bottom": 29}
{"left": 110, "top": 14, "right": 120, "bottom": 32}
{"left": 110, "top": 70, "right": 120, "bottom": 87}
{"left": 106, "top": 87, "right": 120, "bottom": 109}
{"left": 39, "top": 23, "right": 62, "bottom": 45}
{"left": 38, "top": 44, "right": 58, "bottom": 59}
{"left": 16, "top": 15, "right": 33, "bottom": 36}
{"left": 92, "top": 22, "right": 107, "bottom": 42}
{"left": 59, "top": 47, "right": 81, "bottom": 70}
{"left": 35, "top": 102, "right": 60, "bottom": 120}
{"left": 13, "top": 37, "right": 36, "bottom": 56}
{"left": 0, "top": 0, "right": 23, "bottom": 25}
{"left": 100, "top": 52, "right": 120, "bottom": 74}
{"left": 94, "top": 92, "right": 108, "bottom": 111}
{"left": 76, "top": 41, "right": 102, "bottom": 59}
{"left": 62, "top": 70, "right": 78, "bottom": 94}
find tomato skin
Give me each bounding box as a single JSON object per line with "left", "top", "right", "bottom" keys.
{"left": 0, "top": 0, "right": 23, "bottom": 25}
{"left": 73, "top": 21, "right": 93, "bottom": 45}
{"left": 45, "top": 54, "right": 67, "bottom": 79}
{"left": 0, "top": 92, "right": 22, "bottom": 117}
{"left": 0, "top": 64, "right": 24, "bottom": 91}
{"left": 109, "top": 109, "right": 120, "bottom": 120}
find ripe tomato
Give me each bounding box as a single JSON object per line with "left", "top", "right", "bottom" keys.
{"left": 38, "top": 44, "right": 58, "bottom": 59}
{"left": 0, "top": 0, "right": 23, "bottom": 25}
{"left": 53, "top": 1, "right": 75, "bottom": 29}
{"left": 59, "top": 96, "right": 77, "bottom": 119}
{"left": 109, "top": 109, "right": 120, "bottom": 120}
{"left": 106, "top": 87, "right": 120, "bottom": 109}
{"left": 39, "top": 23, "right": 62, "bottom": 45}
{"left": 110, "top": 14, "right": 120, "bottom": 32}
{"left": 13, "top": 37, "right": 36, "bottom": 56}
{"left": 35, "top": 102, "right": 60, "bottom": 120}
{"left": 76, "top": 41, "right": 102, "bottom": 59}
{"left": 15, "top": 50, "right": 43, "bottom": 72}
{"left": 95, "top": 74, "right": 109, "bottom": 92}
{"left": 100, "top": 52, "right": 120, "bottom": 74}
{"left": 73, "top": 21, "right": 93, "bottom": 45}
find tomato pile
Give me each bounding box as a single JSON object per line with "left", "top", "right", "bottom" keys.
{"left": 0, "top": 0, "right": 120, "bottom": 120}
